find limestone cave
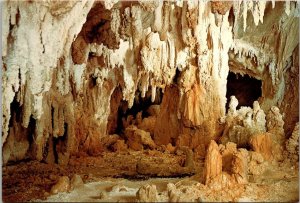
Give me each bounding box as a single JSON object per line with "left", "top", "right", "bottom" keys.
{"left": 2, "top": 0, "right": 299, "bottom": 202}
{"left": 226, "top": 71, "right": 262, "bottom": 109}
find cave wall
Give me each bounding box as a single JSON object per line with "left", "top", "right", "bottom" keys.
{"left": 2, "top": 1, "right": 299, "bottom": 164}
{"left": 228, "top": 1, "right": 299, "bottom": 136}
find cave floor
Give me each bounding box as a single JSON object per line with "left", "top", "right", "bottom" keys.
{"left": 2, "top": 150, "right": 193, "bottom": 202}
{"left": 2, "top": 150, "right": 299, "bottom": 202}
{"left": 41, "top": 174, "right": 299, "bottom": 202}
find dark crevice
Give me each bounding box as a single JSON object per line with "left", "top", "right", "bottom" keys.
{"left": 6, "top": 96, "right": 36, "bottom": 164}
{"left": 53, "top": 138, "right": 59, "bottom": 163}
{"left": 128, "top": 89, "right": 163, "bottom": 117}
{"left": 107, "top": 86, "right": 123, "bottom": 135}
{"left": 112, "top": 88, "right": 163, "bottom": 135}
{"left": 87, "top": 20, "right": 108, "bottom": 42}
{"left": 226, "top": 71, "right": 262, "bottom": 110}
{"left": 42, "top": 138, "right": 50, "bottom": 161}
{"left": 27, "top": 116, "right": 36, "bottom": 147}
{"left": 9, "top": 95, "right": 21, "bottom": 127}
{"left": 26, "top": 115, "right": 37, "bottom": 160}
{"left": 173, "top": 68, "right": 181, "bottom": 84}
{"left": 89, "top": 74, "right": 98, "bottom": 88}
{"left": 228, "top": 6, "right": 235, "bottom": 27}
{"left": 53, "top": 123, "right": 68, "bottom": 163}
{"left": 15, "top": 8, "right": 21, "bottom": 26}
{"left": 51, "top": 106, "right": 55, "bottom": 130}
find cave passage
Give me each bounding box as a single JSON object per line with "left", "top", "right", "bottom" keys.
{"left": 226, "top": 71, "right": 262, "bottom": 110}
{"left": 107, "top": 87, "right": 163, "bottom": 135}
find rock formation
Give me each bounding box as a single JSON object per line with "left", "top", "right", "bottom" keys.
{"left": 124, "top": 125, "right": 156, "bottom": 150}
{"left": 1, "top": 2, "right": 299, "bottom": 202}
{"left": 70, "top": 174, "right": 84, "bottom": 190}
{"left": 204, "top": 140, "right": 222, "bottom": 185}
{"left": 50, "top": 176, "right": 70, "bottom": 195}
{"left": 249, "top": 133, "right": 273, "bottom": 160}
{"left": 285, "top": 123, "right": 299, "bottom": 164}
{"left": 1, "top": 0, "right": 300, "bottom": 202}
{"left": 204, "top": 140, "right": 249, "bottom": 189}
{"left": 2, "top": 0, "right": 299, "bottom": 165}
{"left": 136, "top": 184, "right": 158, "bottom": 202}
{"left": 167, "top": 182, "right": 202, "bottom": 202}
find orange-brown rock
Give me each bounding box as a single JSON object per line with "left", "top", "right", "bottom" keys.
{"left": 211, "top": 1, "right": 233, "bottom": 15}
{"left": 165, "top": 143, "right": 176, "bottom": 154}
{"left": 231, "top": 150, "right": 248, "bottom": 184}
{"left": 219, "top": 142, "right": 237, "bottom": 173}
{"left": 71, "top": 35, "right": 89, "bottom": 64}
{"left": 285, "top": 123, "right": 299, "bottom": 164}
{"left": 112, "top": 140, "right": 128, "bottom": 152}
{"left": 176, "top": 134, "right": 191, "bottom": 147}
{"left": 101, "top": 134, "right": 120, "bottom": 150}
{"left": 204, "top": 140, "right": 222, "bottom": 185}
{"left": 180, "top": 146, "right": 195, "bottom": 169}
{"left": 154, "top": 86, "right": 180, "bottom": 145}
{"left": 206, "top": 172, "right": 236, "bottom": 190}
{"left": 125, "top": 126, "right": 143, "bottom": 151}
{"left": 194, "top": 144, "right": 206, "bottom": 159}
{"left": 122, "top": 115, "right": 135, "bottom": 130}
{"left": 124, "top": 125, "right": 155, "bottom": 150}
{"left": 249, "top": 133, "right": 273, "bottom": 160}
{"left": 138, "top": 116, "right": 156, "bottom": 136}
{"left": 146, "top": 105, "right": 160, "bottom": 117}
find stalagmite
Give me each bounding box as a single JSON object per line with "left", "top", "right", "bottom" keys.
{"left": 266, "top": 106, "right": 285, "bottom": 145}
{"left": 249, "top": 133, "right": 273, "bottom": 160}
{"left": 136, "top": 184, "right": 158, "bottom": 202}
{"left": 50, "top": 176, "right": 70, "bottom": 195}
{"left": 231, "top": 150, "right": 248, "bottom": 184}
{"left": 204, "top": 140, "right": 222, "bottom": 185}
{"left": 285, "top": 123, "right": 299, "bottom": 164}
{"left": 2, "top": 1, "right": 299, "bottom": 202}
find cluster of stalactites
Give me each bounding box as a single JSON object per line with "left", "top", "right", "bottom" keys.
{"left": 79, "top": 0, "right": 235, "bottom": 113}
{"left": 2, "top": 0, "right": 298, "bottom": 164}
{"left": 2, "top": 1, "right": 95, "bottom": 145}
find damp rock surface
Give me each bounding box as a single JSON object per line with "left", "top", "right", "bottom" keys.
{"left": 1, "top": 1, "right": 299, "bottom": 202}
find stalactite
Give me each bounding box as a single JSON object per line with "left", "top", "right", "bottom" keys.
{"left": 2, "top": 1, "right": 94, "bottom": 148}
{"left": 2, "top": 0, "right": 299, "bottom": 165}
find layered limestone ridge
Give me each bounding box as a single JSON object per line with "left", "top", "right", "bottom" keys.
{"left": 2, "top": 1, "right": 299, "bottom": 165}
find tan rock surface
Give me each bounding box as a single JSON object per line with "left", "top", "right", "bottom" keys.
{"left": 124, "top": 125, "right": 155, "bottom": 150}
{"left": 285, "top": 122, "right": 299, "bottom": 164}
{"left": 204, "top": 140, "right": 222, "bottom": 185}
{"left": 249, "top": 133, "right": 273, "bottom": 160}
{"left": 136, "top": 184, "right": 158, "bottom": 202}
{"left": 50, "top": 176, "right": 70, "bottom": 195}
{"left": 2, "top": 1, "right": 298, "bottom": 166}
{"left": 70, "top": 174, "right": 84, "bottom": 190}
{"left": 112, "top": 140, "right": 128, "bottom": 152}
{"left": 1, "top": 1, "right": 299, "bottom": 202}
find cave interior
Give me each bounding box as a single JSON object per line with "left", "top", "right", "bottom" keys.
{"left": 1, "top": 0, "right": 299, "bottom": 202}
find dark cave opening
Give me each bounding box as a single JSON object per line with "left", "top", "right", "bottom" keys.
{"left": 124, "top": 89, "right": 163, "bottom": 118}
{"left": 226, "top": 71, "right": 262, "bottom": 110}
{"left": 8, "top": 96, "right": 22, "bottom": 128}
{"left": 53, "top": 123, "right": 68, "bottom": 164}
{"left": 6, "top": 95, "right": 36, "bottom": 164}
{"left": 117, "top": 88, "right": 163, "bottom": 135}
{"left": 107, "top": 87, "right": 163, "bottom": 136}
